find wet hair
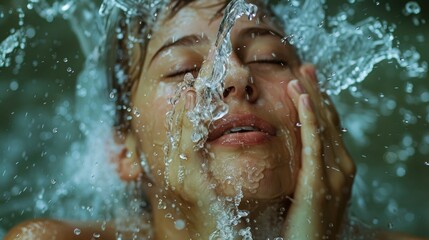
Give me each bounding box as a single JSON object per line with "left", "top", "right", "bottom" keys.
{"left": 109, "top": 0, "right": 230, "bottom": 133}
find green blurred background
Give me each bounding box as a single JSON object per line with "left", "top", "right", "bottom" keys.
{"left": 1, "top": 0, "right": 428, "bottom": 238}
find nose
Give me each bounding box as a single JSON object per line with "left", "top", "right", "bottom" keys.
{"left": 222, "top": 63, "right": 259, "bottom": 103}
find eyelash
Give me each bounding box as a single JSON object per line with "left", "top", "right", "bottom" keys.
{"left": 249, "top": 59, "right": 288, "bottom": 67}
{"left": 166, "top": 67, "right": 199, "bottom": 79}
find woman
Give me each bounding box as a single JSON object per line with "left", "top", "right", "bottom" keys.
{"left": 4, "top": 0, "right": 423, "bottom": 239}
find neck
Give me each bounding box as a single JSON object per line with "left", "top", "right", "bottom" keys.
{"left": 148, "top": 192, "right": 289, "bottom": 239}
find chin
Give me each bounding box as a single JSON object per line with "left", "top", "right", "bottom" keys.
{"left": 209, "top": 149, "right": 297, "bottom": 201}
{"left": 247, "top": 167, "right": 295, "bottom": 199}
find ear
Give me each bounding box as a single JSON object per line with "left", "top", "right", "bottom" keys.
{"left": 115, "top": 132, "right": 143, "bottom": 182}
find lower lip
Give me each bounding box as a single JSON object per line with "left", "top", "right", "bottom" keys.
{"left": 209, "top": 131, "right": 272, "bottom": 146}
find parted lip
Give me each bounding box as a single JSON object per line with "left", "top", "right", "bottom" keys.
{"left": 207, "top": 113, "right": 276, "bottom": 142}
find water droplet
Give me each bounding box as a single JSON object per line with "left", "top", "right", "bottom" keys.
{"left": 179, "top": 153, "right": 187, "bottom": 160}
{"left": 101, "top": 221, "right": 107, "bottom": 231}
{"left": 132, "top": 108, "right": 141, "bottom": 118}
{"left": 109, "top": 89, "right": 117, "bottom": 100}
{"left": 52, "top": 128, "right": 58, "bottom": 133}
{"left": 93, "top": 232, "right": 100, "bottom": 238}
{"left": 25, "top": 27, "right": 36, "bottom": 38}
{"left": 60, "top": 1, "right": 74, "bottom": 13}
{"left": 246, "top": 4, "right": 258, "bottom": 21}
{"left": 424, "top": 161, "right": 429, "bottom": 166}
{"left": 158, "top": 199, "right": 167, "bottom": 209}
{"left": 74, "top": 228, "right": 81, "bottom": 235}
{"left": 396, "top": 166, "right": 406, "bottom": 177}
{"left": 249, "top": 76, "right": 254, "bottom": 84}
{"left": 66, "top": 67, "right": 72, "bottom": 73}
{"left": 281, "top": 35, "right": 295, "bottom": 45}
{"left": 9, "top": 81, "right": 19, "bottom": 91}
{"left": 405, "top": 82, "right": 413, "bottom": 93}
{"left": 404, "top": 1, "right": 420, "bottom": 15}
{"left": 51, "top": 178, "right": 56, "bottom": 184}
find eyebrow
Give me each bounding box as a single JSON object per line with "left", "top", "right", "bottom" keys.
{"left": 149, "top": 34, "right": 209, "bottom": 66}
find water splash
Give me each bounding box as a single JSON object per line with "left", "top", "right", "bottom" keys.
{"left": 187, "top": 0, "right": 257, "bottom": 149}
{"left": 209, "top": 188, "right": 250, "bottom": 240}
{"left": 0, "top": 29, "right": 26, "bottom": 68}
{"left": 0, "top": 8, "right": 27, "bottom": 70}
{"left": 164, "top": 0, "right": 257, "bottom": 182}
{"left": 273, "top": 0, "right": 427, "bottom": 95}
{"left": 27, "top": 0, "right": 77, "bottom": 22}
{"left": 165, "top": 1, "right": 257, "bottom": 238}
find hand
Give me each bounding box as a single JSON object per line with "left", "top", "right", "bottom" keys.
{"left": 161, "top": 51, "right": 223, "bottom": 238}
{"left": 165, "top": 86, "right": 216, "bottom": 207}
{"left": 283, "top": 64, "right": 356, "bottom": 239}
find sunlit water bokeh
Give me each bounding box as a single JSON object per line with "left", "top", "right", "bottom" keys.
{"left": 0, "top": 0, "right": 428, "bottom": 238}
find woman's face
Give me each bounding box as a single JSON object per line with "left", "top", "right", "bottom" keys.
{"left": 129, "top": 0, "right": 302, "bottom": 200}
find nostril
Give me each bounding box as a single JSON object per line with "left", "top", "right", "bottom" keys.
{"left": 245, "top": 85, "right": 253, "bottom": 96}
{"left": 223, "top": 86, "right": 235, "bottom": 98}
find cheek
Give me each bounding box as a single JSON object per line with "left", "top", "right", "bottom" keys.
{"left": 257, "top": 76, "right": 302, "bottom": 187}
{"left": 156, "top": 82, "right": 175, "bottom": 98}
{"left": 258, "top": 77, "right": 299, "bottom": 129}
{"left": 134, "top": 81, "right": 176, "bottom": 143}
{"left": 132, "top": 82, "right": 175, "bottom": 178}
{"left": 135, "top": 97, "right": 170, "bottom": 142}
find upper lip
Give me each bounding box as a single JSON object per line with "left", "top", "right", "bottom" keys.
{"left": 207, "top": 113, "right": 276, "bottom": 141}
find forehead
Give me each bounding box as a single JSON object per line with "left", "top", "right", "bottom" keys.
{"left": 154, "top": 1, "right": 223, "bottom": 41}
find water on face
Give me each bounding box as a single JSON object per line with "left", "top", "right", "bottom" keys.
{"left": 0, "top": 0, "right": 428, "bottom": 239}
{"left": 165, "top": 2, "right": 260, "bottom": 238}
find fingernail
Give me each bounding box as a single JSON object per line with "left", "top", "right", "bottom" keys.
{"left": 291, "top": 80, "right": 305, "bottom": 94}
{"left": 302, "top": 94, "right": 313, "bottom": 111}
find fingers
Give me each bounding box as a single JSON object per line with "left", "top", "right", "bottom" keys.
{"left": 167, "top": 88, "right": 196, "bottom": 183}
{"left": 287, "top": 64, "right": 356, "bottom": 203}
{"left": 166, "top": 88, "right": 216, "bottom": 204}
{"left": 289, "top": 65, "right": 356, "bottom": 180}
{"left": 285, "top": 70, "right": 352, "bottom": 238}
{"left": 283, "top": 93, "right": 327, "bottom": 239}
{"left": 296, "top": 94, "right": 324, "bottom": 193}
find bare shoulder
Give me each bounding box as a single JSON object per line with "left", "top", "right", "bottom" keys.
{"left": 376, "top": 230, "right": 428, "bottom": 240}
{"left": 4, "top": 219, "right": 116, "bottom": 240}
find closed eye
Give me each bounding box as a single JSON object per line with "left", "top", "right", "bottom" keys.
{"left": 165, "top": 67, "right": 199, "bottom": 79}
{"left": 248, "top": 59, "right": 288, "bottom": 67}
